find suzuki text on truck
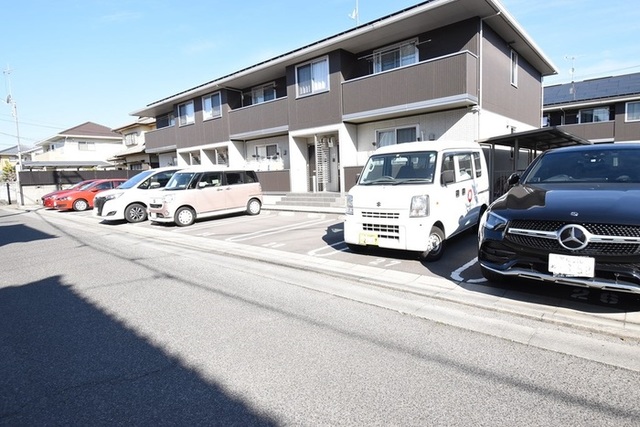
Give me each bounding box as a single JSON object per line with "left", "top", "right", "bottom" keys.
{"left": 344, "top": 141, "right": 490, "bottom": 261}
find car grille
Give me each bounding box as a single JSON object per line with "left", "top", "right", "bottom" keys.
{"left": 149, "top": 203, "right": 163, "bottom": 209}
{"left": 362, "top": 223, "right": 400, "bottom": 240}
{"left": 506, "top": 220, "right": 640, "bottom": 256}
{"left": 362, "top": 211, "right": 400, "bottom": 219}
{"left": 94, "top": 197, "right": 105, "bottom": 215}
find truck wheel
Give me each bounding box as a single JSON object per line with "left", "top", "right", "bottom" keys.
{"left": 420, "top": 226, "right": 445, "bottom": 262}
{"left": 175, "top": 207, "right": 195, "bottom": 227}
{"left": 125, "top": 203, "right": 147, "bottom": 223}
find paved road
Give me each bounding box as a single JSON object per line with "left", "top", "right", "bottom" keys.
{"left": 45, "top": 205, "right": 640, "bottom": 332}
{"left": 2, "top": 206, "right": 640, "bottom": 425}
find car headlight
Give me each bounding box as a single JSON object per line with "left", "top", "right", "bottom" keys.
{"left": 163, "top": 194, "right": 175, "bottom": 203}
{"left": 409, "top": 195, "right": 429, "bottom": 217}
{"left": 483, "top": 211, "right": 508, "bottom": 231}
{"left": 346, "top": 194, "right": 353, "bottom": 215}
{"left": 104, "top": 192, "right": 123, "bottom": 201}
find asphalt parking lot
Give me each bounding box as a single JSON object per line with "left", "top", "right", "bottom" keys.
{"left": 38, "top": 206, "right": 640, "bottom": 320}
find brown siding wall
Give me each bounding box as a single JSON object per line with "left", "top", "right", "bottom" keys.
{"left": 481, "top": 26, "right": 542, "bottom": 127}
{"left": 287, "top": 51, "right": 344, "bottom": 131}
{"left": 343, "top": 166, "right": 363, "bottom": 190}
{"left": 615, "top": 103, "right": 640, "bottom": 141}
{"left": 256, "top": 170, "right": 291, "bottom": 192}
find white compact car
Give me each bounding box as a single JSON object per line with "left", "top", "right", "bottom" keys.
{"left": 93, "top": 167, "right": 181, "bottom": 223}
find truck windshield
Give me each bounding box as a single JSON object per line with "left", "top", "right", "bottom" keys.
{"left": 359, "top": 151, "right": 437, "bottom": 185}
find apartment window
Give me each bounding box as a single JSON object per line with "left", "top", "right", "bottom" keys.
{"left": 255, "top": 144, "right": 279, "bottom": 159}
{"left": 178, "top": 101, "right": 195, "bottom": 126}
{"left": 579, "top": 107, "right": 609, "bottom": 123}
{"left": 626, "top": 101, "right": 640, "bottom": 122}
{"left": 373, "top": 39, "right": 418, "bottom": 73}
{"left": 202, "top": 92, "right": 222, "bottom": 120}
{"left": 251, "top": 83, "right": 276, "bottom": 105}
{"left": 78, "top": 141, "right": 95, "bottom": 151}
{"left": 376, "top": 126, "right": 418, "bottom": 147}
{"left": 296, "top": 57, "right": 329, "bottom": 97}
{"left": 156, "top": 112, "right": 175, "bottom": 128}
{"left": 510, "top": 50, "right": 518, "bottom": 87}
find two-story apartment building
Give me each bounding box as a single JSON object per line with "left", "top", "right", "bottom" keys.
{"left": 109, "top": 117, "right": 161, "bottom": 170}
{"left": 544, "top": 72, "right": 640, "bottom": 143}
{"left": 133, "top": 0, "right": 557, "bottom": 194}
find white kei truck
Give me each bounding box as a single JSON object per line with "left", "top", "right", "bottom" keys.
{"left": 344, "top": 140, "right": 490, "bottom": 261}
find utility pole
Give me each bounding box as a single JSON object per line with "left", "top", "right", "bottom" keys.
{"left": 3, "top": 66, "right": 24, "bottom": 205}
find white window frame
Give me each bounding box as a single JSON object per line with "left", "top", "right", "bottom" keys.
{"left": 578, "top": 107, "right": 610, "bottom": 123}
{"left": 251, "top": 83, "right": 276, "bottom": 105}
{"left": 376, "top": 125, "right": 419, "bottom": 148}
{"left": 202, "top": 92, "right": 222, "bottom": 121}
{"left": 178, "top": 101, "right": 195, "bottom": 126}
{"left": 124, "top": 132, "right": 138, "bottom": 146}
{"left": 296, "top": 56, "right": 329, "bottom": 98}
{"left": 373, "top": 39, "right": 419, "bottom": 74}
{"left": 625, "top": 101, "right": 640, "bottom": 122}
{"left": 510, "top": 50, "right": 518, "bottom": 87}
{"left": 77, "top": 141, "right": 95, "bottom": 151}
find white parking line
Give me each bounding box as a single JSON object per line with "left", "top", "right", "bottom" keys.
{"left": 451, "top": 257, "right": 487, "bottom": 283}
{"left": 307, "top": 241, "right": 348, "bottom": 257}
{"left": 226, "top": 217, "right": 335, "bottom": 242}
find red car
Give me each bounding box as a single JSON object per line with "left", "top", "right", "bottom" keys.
{"left": 54, "top": 179, "right": 126, "bottom": 211}
{"left": 40, "top": 180, "right": 98, "bottom": 209}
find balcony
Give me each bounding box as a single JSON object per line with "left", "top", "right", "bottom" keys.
{"left": 229, "top": 97, "right": 289, "bottom": 139}
{"left": 558, "top": 122, "right": 615, "bottom": 142}
{"left": 342, "top": 51, "right": 478, "bottom": 122}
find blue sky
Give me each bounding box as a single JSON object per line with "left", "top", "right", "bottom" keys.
{"left": 2, "top": 0, "right": 639, "bottom": 149}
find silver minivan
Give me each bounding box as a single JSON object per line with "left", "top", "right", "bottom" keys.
{"left": 147, "top": 166, "right": 263, "bottom": 226}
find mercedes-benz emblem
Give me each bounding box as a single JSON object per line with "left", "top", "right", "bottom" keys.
{"left": 558, "top": 224, "right": 589, "bottom": 251}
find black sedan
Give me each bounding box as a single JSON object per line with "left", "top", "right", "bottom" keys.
{"left": 478, "top": 143, "right": 640, "bottom": 295}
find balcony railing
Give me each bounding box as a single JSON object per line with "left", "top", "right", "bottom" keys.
{"left": 229, "top": 97, "right": 289, "bottom": 139}
{"left": 558, "top": 122, "right": 615, "bottom": 141}
{"left": 342, "top": 51, "right": 478, "bottom": 121}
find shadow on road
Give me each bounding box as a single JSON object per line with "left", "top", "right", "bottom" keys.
{"left": 0, "top": 223, "right": 57, "bottom": 247}
{"left": 0, "top": 276, "right": 277, "bottom": 426}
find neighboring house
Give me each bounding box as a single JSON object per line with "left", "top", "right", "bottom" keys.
{"left": 543, "top": 72, "right": 640, "bottom": 143}
{"left": 24, "top": 121, "right": 122, "bottom": 170}
{"left": 109, "top": 117, "right": 163, "bottom": 170}
{"left": 132, "top": 0, "right": 557, "bottom": 194}
{"left": 0, "top": 145, "right": 20, "bottom": 172}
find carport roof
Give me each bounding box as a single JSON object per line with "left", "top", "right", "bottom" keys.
{"left": 478, "top": 127, "right": 592, "bottom": 151}
{"left": 21, "top": 160, "right": 114, "bottom": 169}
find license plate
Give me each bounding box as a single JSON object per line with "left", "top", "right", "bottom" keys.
{"left": 358, "top": 232, "right": 378, "bottom": 246}
{"left": 549, "top": 253, "right": 595, "bottom": 277}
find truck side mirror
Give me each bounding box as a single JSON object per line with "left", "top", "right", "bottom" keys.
{"left": 441, "top": 169, "right": 455, "bottom": 185}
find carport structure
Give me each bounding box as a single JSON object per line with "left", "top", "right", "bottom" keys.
{"left": 479, "top": 127, "right": 592, "bottom": 201}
